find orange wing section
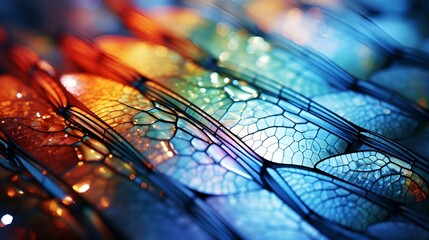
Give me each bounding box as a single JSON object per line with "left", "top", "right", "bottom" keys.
{"left": 0, "top": 74, "right": 80, "bottom": 173}
{"left": 1, "top": 44, "right": 68, "bottom": 110}
{"left": 61, "top": 34, "right": 141, "bottom": 85}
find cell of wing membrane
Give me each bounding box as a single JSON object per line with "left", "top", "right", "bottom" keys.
{"left": 370, "top": 66, "right": 429, "bottom": 110}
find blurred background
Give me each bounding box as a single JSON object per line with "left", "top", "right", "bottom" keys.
{"left": 0, "top": 0, "right": 428, "bottom": 69}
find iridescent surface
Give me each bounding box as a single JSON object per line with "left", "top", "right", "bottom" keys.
{"left": 0, "top": 0, "right": 429, "bottom": 239}
{"left": 60, "top": 73, "right": 328, "bottom": 239}
{"left": 61, "top": 73, "right": 260, "bottom": 194}
{"left": 63, "top": 36, "right": 429, "bottom": 238}
{"left": 124, "top": 7, "right": 425, "bottom": 144}
{"left": 95, "top": 36, "right": 427, "bottom": 169}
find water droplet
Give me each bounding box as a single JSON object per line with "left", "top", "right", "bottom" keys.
{"left": 62, "top": 196, "right": 74, "bottom": 205}
{"left": 224, "top": 80, "right": 259, "bottom": 101}
{"left": 99, "top": 196, "right": 110, "bottom": 208}
{"left": 72, "top": 181, "right": 91, "bottom": 193}
{"left": 1, "top": 214, "right": 13, "bottom": 226}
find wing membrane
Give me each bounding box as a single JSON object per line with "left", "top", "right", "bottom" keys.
{"left": 115, "top": 4, "right": 429, "bottom": 141}
{"left": 0, "top": 74, "right": 215, "bottom": 239}
{"left": 93, "top": 36, "right": 429, "bottom": 169}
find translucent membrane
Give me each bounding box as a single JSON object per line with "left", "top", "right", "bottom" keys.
{"left": 61, "top": 35, "right": 429, "bottom": 238}
{"left": 115, "top": 4, "right": 429, "bottom": 159}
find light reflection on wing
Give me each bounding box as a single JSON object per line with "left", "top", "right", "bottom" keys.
{"left": 199, "top": 0, "right": 389, "bottom": 79}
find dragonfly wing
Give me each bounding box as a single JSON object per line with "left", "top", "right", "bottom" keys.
{"left": 367, "top": 221, "right": 429, "bottom": 239}
{"left": 398, "top": 126, "right": 429, "bottom": 160}
{"left": 137, "top": 7, "right": 426, "bottom": 142}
